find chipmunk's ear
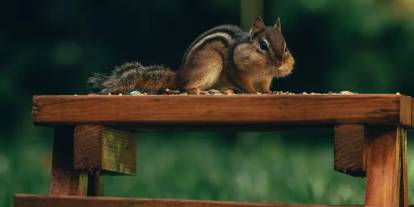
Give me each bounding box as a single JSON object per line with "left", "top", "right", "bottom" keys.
{"left": 249, "top": 16, "right": 266, "bottom": 36}
{"left": 274, "top": 17, "right": 282, "bottom": 31}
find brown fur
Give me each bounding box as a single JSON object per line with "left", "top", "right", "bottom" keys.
{"left": 88, "top": 62, "right": 177, "bottom": 94}
{"left": 178, "top": 41, "right": 235, "bottom": 94}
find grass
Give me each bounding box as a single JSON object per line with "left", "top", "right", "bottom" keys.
{"left": 3, "top": 129, "right": 414, "bottom": 206}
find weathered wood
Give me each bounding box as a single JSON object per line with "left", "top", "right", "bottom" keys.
{"left": 74, "top": 125, "right": 102, "bottom": 172}
{"left": 32, "top": 95, "right": 414, "bottom": 130}
{"left": 49, "top": 127, "right": 88, "bottom": 196}
{"left": 364, "top": 127, "right": 407, "bottom": 207}
{"left": 14, "top": 194, "right": 361, "bottom": 207}
{"left": 74, "top": 125, "right": 136, "bottom": 175}
{"left": 334, "top": 124, "right": 366, "bottom": 177}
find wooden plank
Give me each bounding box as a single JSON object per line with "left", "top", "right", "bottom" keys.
{"left": 364, "top": 127, "right": 405, "bottom": 207}
{"left": 49, "top": 127, "right": 88, "bottom": 196}
{"left": 14, "top": 194, "right": 361, "bottom": 207}
{"left": 74, "top": 125, "right": 136, "bottom": 175}
{"left": 334, "top": 124, "right": 365, "bottom": 177}
{"left": 32, "top": 94, "right": 413, "bottom": 129}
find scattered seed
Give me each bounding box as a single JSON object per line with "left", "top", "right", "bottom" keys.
{"left": 129, "top": 91, "right": 142, "bottom": 96}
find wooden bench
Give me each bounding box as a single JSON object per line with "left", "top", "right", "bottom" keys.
{"left": 15, "top": 94, "right": 414, "bottom": 207}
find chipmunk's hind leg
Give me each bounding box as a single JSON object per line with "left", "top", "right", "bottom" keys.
{"left": 180, "top": 49, "right": 223, "bottom": 95}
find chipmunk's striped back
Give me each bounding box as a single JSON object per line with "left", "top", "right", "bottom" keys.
{"left": 181, "top": 25, "right": 248, "bottom": 66}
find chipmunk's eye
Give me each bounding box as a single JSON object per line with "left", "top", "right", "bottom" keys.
{"left": 259, "top": 39, "right": 269, "bottom": 51}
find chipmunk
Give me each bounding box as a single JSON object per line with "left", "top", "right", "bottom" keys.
{"left": 89, "top": 17, "right": 295, "bottom": 94}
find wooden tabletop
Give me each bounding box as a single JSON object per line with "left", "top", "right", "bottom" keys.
{"left": 32, "top": 94, "right": 414, "bottom": 130}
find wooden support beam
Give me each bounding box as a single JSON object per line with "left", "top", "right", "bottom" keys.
{"left": 14, "top": 194, "right": 361, "bottom": 207}
{"left": 411, "top": 97, "right": 414, "bottom": 127}
{"left": 364, "top": 127, "right": 408, "bottom": 207}
{"left": 49, "top": 127, "right": 88, "bottom": 196}
{"left": 334, "top": 124, "right": 366, "bottom": 177}
{"left": 74, "top": 125, "right": 136, "bottom": 175}
{"left": 400, "top": 128, "right": 408, "bottom": 207}
{"left": 32, "top": 95, "right": 414, "bottom": 130}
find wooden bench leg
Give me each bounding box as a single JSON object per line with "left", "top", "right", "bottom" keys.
{"left": 399, "top": 128, "right": 408, "bottom": 207}
{"left": 49, "top": 127, "right": 88, "bottom": 196}
{"left": 364, "top": 126, "right": 408, "bottom": 207}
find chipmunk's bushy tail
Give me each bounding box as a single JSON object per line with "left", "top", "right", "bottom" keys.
{"left": 88, "top": 62, "right": 177, "bottom": 94}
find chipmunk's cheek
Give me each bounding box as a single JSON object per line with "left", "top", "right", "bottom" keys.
{"left": 233, "top": 43, "right": 265, "bottom": 71}
{"left": 275, "top": 55, "right": 295, "bottom": 77}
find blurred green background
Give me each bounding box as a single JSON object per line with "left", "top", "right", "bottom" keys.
{"left": 1, "top": 0, "right": 414, "bottom": 206}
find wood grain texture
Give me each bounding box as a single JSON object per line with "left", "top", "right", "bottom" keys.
{"left": 49, "top": 127, "right": 88, "bottom": 196}
{"left": 334, "top": 124, "right": 365, "bottom": 177}
{"left": 364, "top": 127, "right": 406, "bottom": 207}
{"left": 74, "top": 125, "right": 136, "bottom": 175}
{"left": 101, "top": 128, "right": 136, "bottom": 175}
{"left": 74, "top": 125, "right": 103, "bottom": 172}
{"left": 32, "top": 95, "right": 414, "bottom": 129}
{"left": 14, "top": 194, "right": 361, "bottom": 207}
{"left": 399, "top": 96, "right": 412, "bottom": 127}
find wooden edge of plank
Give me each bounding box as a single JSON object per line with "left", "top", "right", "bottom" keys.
{"left": 399, "top": 95, "right": 413, "bottom": 128}
{"left": 14, "top": 194, "right": 361, "bottom": 207}
{"left": 411, "top": 98, "right": 414, "bottom": 128}
{"left": 334, "top": 124, "right": 366, "bottom": 177}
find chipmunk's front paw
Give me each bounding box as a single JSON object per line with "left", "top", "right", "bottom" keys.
{"left": 262, "top": 89, "right": 272, "bottom": 94}
{"left": 187, "top": 88, "right": 201, "bottom": 95}
{"left": 222, "top": 89, "right": 235, "bottom": 95}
